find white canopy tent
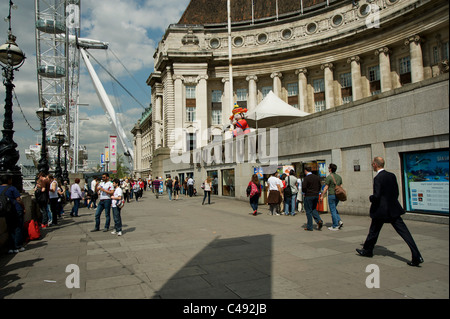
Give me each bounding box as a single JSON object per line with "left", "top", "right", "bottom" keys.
{"left": 245, "top": 91, "right": 310, "bottom": 128}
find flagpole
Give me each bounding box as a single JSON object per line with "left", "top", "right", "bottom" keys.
{"left": 227, "top": 0, "right": 234, "bottom": 114}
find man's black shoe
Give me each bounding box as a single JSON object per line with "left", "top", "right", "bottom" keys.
{"left": 407, "top": 257, "right": 424, "bottom": 267}
{"left": 356, "top": 248, "right": 373, "bottom": 257}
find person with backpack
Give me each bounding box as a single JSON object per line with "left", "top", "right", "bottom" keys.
{"left": 0, "top": 175, "right": 26, "bottom": 253}
{"left": 323, "top": 163, "right": 344, "bottom": 231}
{"left": 284, "top": 170, "right": 298, "bottom": 216}
{"left": 247, "top": 174, "right": 262, "bottom": 216}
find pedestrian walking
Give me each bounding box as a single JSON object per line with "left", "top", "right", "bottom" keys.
{"left": 302, "top": 165, "right": 323, "bottom": 231}
{"left": 202, "top": 176, "right": 212, "bottom": 205}
{"left": 111, "top": 178, "right": 123, "bottom": 236}
{"left": 90, "top": 177, "right": 99, "bottom": 209}
{"left": 173, "top": 176, "right": 180, "bottom": 200}
{"left": 92, "top": 173, "right": 114, "bottom": 232}
{"left": 152, "top": 178, "right": 161, "bottom": 199}
{"left": 122, "top": 178, "right": 130, "bottom": 203}
{"left": 70, "top": 178, "right": 83, "bottom": 217}
{"left": 165, "top": 175, "right": 173, "bottom": 200}
{"left": 267, "top": 172, "right": 282, "bottom": 216}
{"left": 247, "top": 174, "right": 262, "bottom": 215}
{"left": 356, "top": 157, "right": 424, "bottom": 267}
{"left": 323, "top": 163, "right": 344, "bottom": 230}
{"left": 284, "top": 170, "right": 298, "bottom": 216}
{"left": 1, "top": 174, "right": 26, "bottom": 253}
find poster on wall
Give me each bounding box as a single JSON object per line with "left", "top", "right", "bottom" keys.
{"left": 402, "top": 149, "right": 449, "bottom": 215}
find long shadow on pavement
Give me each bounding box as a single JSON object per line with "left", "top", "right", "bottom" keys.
{"left": 152, "top": 234, "right": 272, "bottom": 299}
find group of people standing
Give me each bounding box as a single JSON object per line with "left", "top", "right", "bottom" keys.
{"left": 261, "top": 157, "right": 423, "bottom": 267}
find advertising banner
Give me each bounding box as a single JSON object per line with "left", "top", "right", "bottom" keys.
{"left": 109, "top": 135, "right": 117, "bottom": 173}
{"left": 402, "top": 149, "right": 449, "bottom": 215}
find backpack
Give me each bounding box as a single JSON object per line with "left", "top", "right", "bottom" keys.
{"left": 0, "top": 186, "right": 15, "bottom": 217}
{"left": 284, "top": 176, "right": 293, "bottom": 197}
{"left": 166, "top": 179, "right": 173, "bottom": 188}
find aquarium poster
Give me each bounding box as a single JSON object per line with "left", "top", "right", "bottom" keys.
{"left": 402, "top": 150, "right": 449, "bottom": 214}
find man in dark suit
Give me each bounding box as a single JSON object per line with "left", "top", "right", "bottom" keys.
{"left": 356, "top": 157, "right": 424, "bottom": 267}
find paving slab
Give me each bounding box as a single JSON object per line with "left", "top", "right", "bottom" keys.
{"left": 0, "top": 191, "right": 448, "bottom": 301}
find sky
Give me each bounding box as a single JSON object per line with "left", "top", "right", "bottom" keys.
{"left": 0, "top": 0, "right": 190, "bottom": 170}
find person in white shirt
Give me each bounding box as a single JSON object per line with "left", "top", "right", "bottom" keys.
{"left": 267, "top": 172, "right": 283, "bottom": 215}
{"left": 70, "top": 178, "right": 83, "bottom": 217}
{"left": 92, "top": 173, "right": 114, "bottom": 232}
{"left": 111, "top": 178, "right": 123, "bottom": 236}
{"left": 90, "top": 177, "right": 99, "bottom": 209}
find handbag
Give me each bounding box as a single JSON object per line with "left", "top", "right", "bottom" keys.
{"left": 331, "top": 174, "right": 347, "bottom": 202}
{"left": 284, "top": 176, "right": 293, "bottom": 197}
{"left": 25, "top": 219, "right": 41, "bottom": 241}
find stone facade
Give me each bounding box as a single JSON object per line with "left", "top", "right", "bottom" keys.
{"left": 132, "top": 0, "right": 449, "bottom": 216}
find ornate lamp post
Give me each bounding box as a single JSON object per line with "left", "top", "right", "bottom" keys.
{"left": 54, "top": 129, "right": 65, "bottom": 180}
{"left": 36, "top": 106, "right": 52, "bottom": 174}
{"left": 62, "top": 142, "right": 70, "bottom": 184}
{"left": 0, "top": 1, "right": 26, "bottom": 191}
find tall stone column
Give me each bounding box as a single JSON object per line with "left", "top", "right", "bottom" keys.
{"left": 222, "top": 77, "right": 231, "bottom": 126}
{"left": 246, "top": 75, "right": 258, "bottom": 111}
{"left": 321, "top": 63, "right": 334, "bottom": 109}
{"left": 172, "top": 76, "right": 184, "bottom": 152}
{"left": 405, "top": 35, "right": 424, "bottom": 83}
{"left": 154, "top": 93, "right": 163, "bottom": 148}
{"left": 270, "top": 72, "right": 282, "bottom": 97}
{"left": 375, "top": 47, "right": 392, "bottom": 92}
{"left": 295, "top": 68, "right": 308, "bottom": 113}
{"left": 164, "top": 66, "right": 175, "bottom": 148}
{"left": 197, "top": 74, "right": 209, "bottom": 147}
{"left": 347, "top": 56, "right": 362, "bottom": 101}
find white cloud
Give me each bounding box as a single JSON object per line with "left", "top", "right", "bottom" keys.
{"left": 0, "top": 0, "right": 189, "bottom": 170}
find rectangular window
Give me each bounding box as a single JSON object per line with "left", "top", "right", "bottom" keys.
{"left": 287, "top": 83, "right": 299, "bottom": 108}
{"left": 211, "top": 109, "right": 222, "bottom": 125}
{"left": 261, "top": 86, "right": 272, "bottom": 98}
{"left": 186, "top": 85, "right": 196, "bottom": 99}
{"left": 368, "top": 65, "right": 381, "bottom": 96}
{"left": 313, "top": 78, "right": 325, "bottom": 112}
{"left": 222, "top": 168, "right": 235, "bottom": 197}
{"left": 287, "top": 83, "right": 298, "bottom": 96}
{"left": 212, "top": 90, "right": 222, "bottom": 103}
{"left": 236, "top": 89, "right": 247, "bottom": 101}
{"left": 340, "top": 72, "right": 353, "bottom": 104}
{"left": 432, "top": 46, "right": 440, "bottom": 65}
{"left": 399, "top": 56, "right": 411, "bottom": 74}
{"left": 399, "top": 56, "right": 411, "bottom": 85}
{"left": 186, "top": 133, "right": 196, "bottom": 151}
{"left": 443, "top": 41, "right": 449, "bottom": 60}
{"left": 186, "top": 107, "right": 196, "bottom": 122}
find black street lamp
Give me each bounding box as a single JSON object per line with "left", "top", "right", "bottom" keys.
{"left": 0, "top": 18, "right": 26, "bottom": 191}
{"left": 54, "top": 129, "right": 65, "bottom": 180}
{"left": 62, "top": 142, "right": 70, "bottom": 184}
{"left": 36, "top": 106, "right": 51, "bottom": 174}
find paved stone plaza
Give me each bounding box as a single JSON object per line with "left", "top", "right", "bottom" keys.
{"left": 0, "top": 191, "right": 448, "bottom": 299}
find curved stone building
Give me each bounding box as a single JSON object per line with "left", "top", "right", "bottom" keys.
{"left": 140, "top": 0, "right": 449, "bottom": 218}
